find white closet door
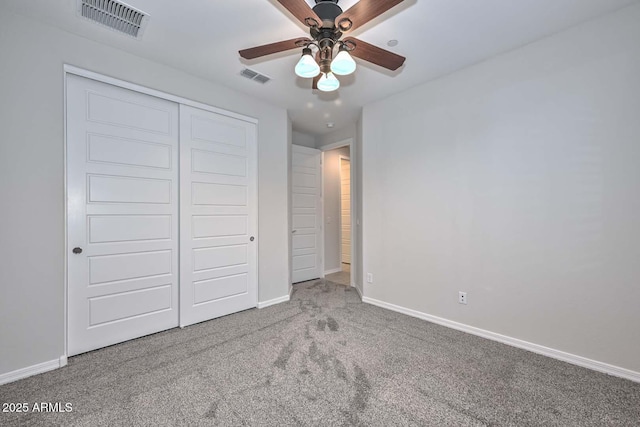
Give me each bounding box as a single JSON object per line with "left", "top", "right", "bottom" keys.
{"left": 291, "top": 145, "right": 322, "bottom": 283}
{"left": 67, "top": 75, "right": 179, "bottom": 356}
{"left": 179, "top": 105, "right": 258, "bottom": 327}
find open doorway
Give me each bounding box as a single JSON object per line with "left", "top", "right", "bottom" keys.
{"left": 321, "top": 142, "right": 353, "bottom": 287}
{"left": 338, "top": 156, "right": 351, "bottom": 280}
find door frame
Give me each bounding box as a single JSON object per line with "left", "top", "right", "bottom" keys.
{"left": 319, "top": 138, "right": 356, "bottom": 288}
{"left": 63, "top": 65, "right": 259, "bottom": 359}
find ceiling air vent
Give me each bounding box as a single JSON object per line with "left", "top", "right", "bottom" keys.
{"left": 77, "top": 0, "right": 149, "bottom": 39}
{"left": 240, "top": 68, "right": 271, "bottom": 84}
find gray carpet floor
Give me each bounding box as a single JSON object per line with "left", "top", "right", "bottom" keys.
{"left": 1, "top": 279, "right": 639, "bottom": 426}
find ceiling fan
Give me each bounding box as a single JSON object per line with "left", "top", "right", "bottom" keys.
{"left": 239, "top": 0, "right": 406, "bottom": 92}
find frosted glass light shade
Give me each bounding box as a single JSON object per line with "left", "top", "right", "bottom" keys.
{"left": 317, "top": 72, "right": 340, "bottom": 92}
{"left": 330, "top": 49, "right": 356, "bottom": 75}
{"left": 295, "top": 51, "right": 320, "bottom": 78}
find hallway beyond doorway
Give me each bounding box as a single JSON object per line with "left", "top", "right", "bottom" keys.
{"left": 326, "top": 263, "right": 350, "bottom": 286}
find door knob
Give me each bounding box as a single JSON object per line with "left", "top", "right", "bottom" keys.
{"left": 250, "top": 236, "right": 255, "bottom": 242}
{"left": 292, "top": 230, "right": 297, "bottom": 234}
{"left": 72, "top": 247, "right": 83, "bottom": 254}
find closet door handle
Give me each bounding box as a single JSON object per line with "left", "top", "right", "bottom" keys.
{"left": 72, "top": 247, "right": 83, "bottom": 254}
{"left": 250, "top": 236, "right": 255, "bottom": 242}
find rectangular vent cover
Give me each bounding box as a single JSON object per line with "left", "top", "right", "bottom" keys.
{"left": 240, "top": 68, "right": 271, "bottom": 84}
{"left": 77, "top": 0, "right": 149, "bottom": 38}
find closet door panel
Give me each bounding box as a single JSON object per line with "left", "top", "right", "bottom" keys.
{"left": 67, "top": 75, "right": 179, "bottom": 356}
{"left": 179, "top": 105, "right": 258, "bottom": 327}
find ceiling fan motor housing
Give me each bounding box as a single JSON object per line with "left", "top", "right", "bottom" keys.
{"left": 313, "top": 0, "right": 343, "bottom": 26}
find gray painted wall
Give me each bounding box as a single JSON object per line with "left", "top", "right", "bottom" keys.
{"left": 292, "top": 131, "right": 317, "bottom": 149}
{"left": 355, "top": 117, "right": 363, "bottom": 295}
{"left": 288, "top": 119, "right": 294, "bottom": 295}
{"left": 362, "top": 5, "right": 640, "bottom": 373}
{"left": 0, "top": 10, "right": 289, "bottom": 377}
{"left": 317, "top": 124, "right": 357, "bottom": 149}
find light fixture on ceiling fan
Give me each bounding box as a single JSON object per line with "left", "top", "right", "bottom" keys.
{"left": 292, "top": 39, "right": 357, "bottom": 92}
{"left": 292, "top": 37, "right": 357, "bottom": 92}
{"left": 239, "top": 0, "right": 407, "bottom": 92}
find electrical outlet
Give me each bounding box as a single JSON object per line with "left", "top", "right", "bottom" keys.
{"left": 367, "top": 273, "right": 373, "bottom": 283}
{"left": 458, "top": 292, "right": 467, "bottom": 305}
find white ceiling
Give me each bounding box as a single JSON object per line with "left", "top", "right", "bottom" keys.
{"left": 2, "top": 0, "right": 638, "bottom": 135}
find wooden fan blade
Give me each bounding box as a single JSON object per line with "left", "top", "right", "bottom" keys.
{"left": 239, "top": 38, "right": 310, "bottom": 60}
{"left": 336, "top": 0, "right": 404, "bottom": 33}
{"left": 344, "top": 37, "right": 405, "bottom": 71}
{"left": 276, "top": 0, "right": 323, "bottom": 27}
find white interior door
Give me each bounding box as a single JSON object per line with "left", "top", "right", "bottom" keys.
{"left": 179, "top": 105, "right": 258, "bottom": 327}
{"left": 67, "top": 75, "right": 179, "bottom": 356}
{"left": 340, "top": 157, "right": 351, "bottom": 264}
{"left": 291, "top": 145, "right": 322, "bottom": 283}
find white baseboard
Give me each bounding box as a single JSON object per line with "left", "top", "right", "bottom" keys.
{"left": 362, "top": 297, "right": 640, "bottom": 384}
{"left": 324, "top": 267, "right": 342, "bottom": 275}
{"left": 0, "top": 355, "right": 67, "bottom": 386}
{"left": 257, "top": 294, "right": 290, "bottom": 309}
